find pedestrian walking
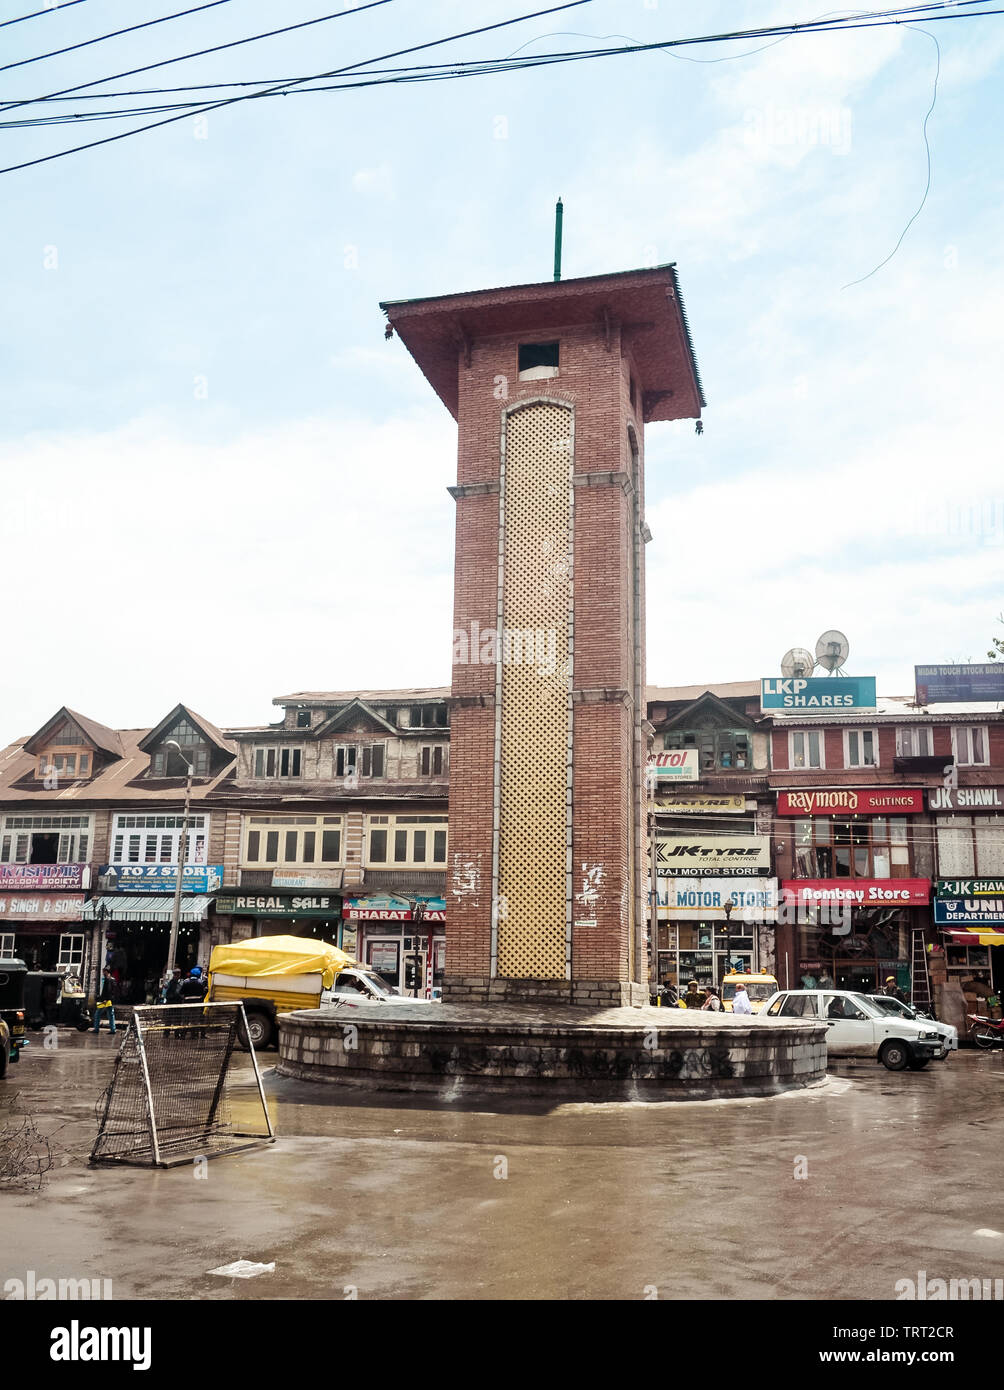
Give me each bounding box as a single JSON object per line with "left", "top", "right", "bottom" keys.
{"left": 93, "top": 968, "right": 117, "bottom": 1036}
{"left": 732, "top": 983, "right": 753, "bottom": 1014}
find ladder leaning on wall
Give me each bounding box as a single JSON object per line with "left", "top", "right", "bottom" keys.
{"left": 910, "top": 929, "right": 933, "bottom": 1012}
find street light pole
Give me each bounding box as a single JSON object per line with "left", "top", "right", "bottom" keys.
{"left": 165, "top": 740, "right": 194, "bottom": 979}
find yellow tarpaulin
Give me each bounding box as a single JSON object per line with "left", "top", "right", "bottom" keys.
{"left": 208, "top": 935, "right": 360, "bottom": 990}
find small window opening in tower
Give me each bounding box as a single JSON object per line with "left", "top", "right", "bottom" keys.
{"left": 518, "top": 341, "right": 559, "bottom": 381}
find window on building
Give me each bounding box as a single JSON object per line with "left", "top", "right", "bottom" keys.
{"left": 252, "top": 747, "right": 303, "bottom": 778}
{"left": 366, "top": 815, "right": 448, "bottom": 867}
{"left": 664, "top": 727, "right": 751, "bottom": 772}
{"left": 517, "top": 340, "right": 559, "bottom": 380}
{"left": 0, "top": 933, "right": 15, "bottom": 957}
{"left": 953, "top": 726, "right": 989, "bottom": 767}
{"left": 420, "top": 745, "right": 447, "bottom": 776}
{"left": 36, "top": 744, "right": 93, "bottom": 781}
{"left": 844, "top": 729, "right": 878, "bottom": 768}
{"left": 936, "top": 815, "right": 1004, "bottom": 877}
{"left": 794, "top": 816, "right": 911, "bottom": 879}
{"left": 150, "top": 745, "right": 210, "bottom": 777}
{"left": 335, "top": 744, "right": 384, "bottom": 777}
{"left": 296, "top": 709, "right": 313, "bottom": 728}
{"left": 409, "top": 705, "right": 449, "bottom": 729}
{"left": 110, "top": 813, "right": 207, "bottom": 865}
{"left": 57, "top": 934, "right": 84, "bottom": 970}
{"left": 789, "top": 730, "right": 824, "bottom": 769}
{"left": 896, "top": 727, "right": 933, "bottom": 757}
{"left": 243, "top": 815, "right": 342, "bottom": 867}
{"left": 0, "top": 814, "right": 91, "bottom": 864}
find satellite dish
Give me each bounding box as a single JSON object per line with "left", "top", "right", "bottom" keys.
{"left": 815, "top": 630, "right": 850, "bottom": 675}
{"left": 781, "top": 647, "right": 816, "bottom": 679}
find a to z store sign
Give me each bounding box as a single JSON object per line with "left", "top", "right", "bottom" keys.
{"left": 647, "top": 750, "right": 699, "bottom": 781}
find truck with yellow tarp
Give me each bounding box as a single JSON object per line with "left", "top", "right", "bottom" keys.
{"left": 207, "top": 935, "right": 426, "bottom": 1049}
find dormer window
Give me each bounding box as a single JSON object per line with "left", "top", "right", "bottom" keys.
{"left": 518, "top": 341, "right": 559, "bottom": 381}
{"left": 296, "top": 709, "right": 313, "bottom": 728}
{"left": 151, "top": 746, "right": 209, "bottom": 777}
{"left": 36, "top": 749, "right": 91, "bottom": 781}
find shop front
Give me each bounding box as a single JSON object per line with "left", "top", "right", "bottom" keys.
{"left": 0, "top": 891, "right": 88, "bottom": 974}
{"left": 934, "top": 878, "right": 1003, "bottom": 991}
{"left": 83, "top": 893, "right": 215, "bottom": 1002}
{"left": 212, "top": 888, "right": 345, "bottom": 953}
{"left": 782, "top": 878, "right": 931, "bottom": 993}
{"left": 343, "top": 895, "right": 446, "bottom": 998}
{"left": 654, "top": 877, "right": 777, "bottom": 990}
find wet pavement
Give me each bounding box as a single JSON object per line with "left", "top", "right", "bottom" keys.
{"left": 2, "top": 1031, "right": 1002, "bottom": 1301}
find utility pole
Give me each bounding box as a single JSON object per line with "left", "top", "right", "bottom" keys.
{"left": 165, "top": 740, "right": 194, "bottom": 979}
{"left": 553, "top": 197, "right": 563, "bottom": 281}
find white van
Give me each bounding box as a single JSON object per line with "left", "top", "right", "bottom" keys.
{"left": 761, "top": 990, "right": 948, "bottom": 1071}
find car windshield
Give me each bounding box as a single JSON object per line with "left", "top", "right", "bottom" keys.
{"left": 359, "top": 971, "right": 397, "bottom": 996}
{"left": 832, "top": 993, "right": 881, "bottom": 1018}
{"left": 861, "top": 994, "right": 914, "bottom": 1019}
{"left": 723, "top": 980, "right": 775, "bottom": 1001}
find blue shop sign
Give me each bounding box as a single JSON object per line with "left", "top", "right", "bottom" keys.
{"left": 934, "top": 897, "right": 1004, "bottom": 926}
{"left": 100, "top": 864, "right": 224, "bottom": 893}
{"left": 915, "top": 664, "right": 1004, "bottom": 704}
{"left": 760, "top": 676, "right": 877, "bottom": 710}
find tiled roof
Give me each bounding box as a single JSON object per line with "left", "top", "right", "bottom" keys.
{"left": 0, "top": 728, "right": 234, "bottom": 803}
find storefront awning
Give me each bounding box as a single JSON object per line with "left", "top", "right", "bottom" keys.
{"left": 943, "top": 926, "right": 1004, "bottom": 947}
{"left": 83, "top": 895, "right": 215, "bottom": 923}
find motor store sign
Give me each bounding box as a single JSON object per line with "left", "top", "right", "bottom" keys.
{"left": 760, "top": 676, "right": 876, "bottom": 710}
{"left": 929, "top": 786, "right": 1004, "bottom": 812}
{"left": 657, "top": 878, "right": 779, "bottom": 920}
{"left": 101, "top": 864, "right": 224, "bottom": 893}
{"left": 0, "top": 893, "right": 85, "bottom": 921}
{"left": 777, "top": 788, "right": 924, "bottom": 816}
{"left": 656, "top": 835, "right": 770, "bottom": 876}
{"left": 934, "top": 878, "right": 1004, "bottom": 926}
{"left": 781, "top": 879, "right": 931, "bottom": 906}
{"left": 646, "top": 750, "right": 699, "bottom": 782}
{"left": 0, "top": 863, "right": 89, "bottom": 891}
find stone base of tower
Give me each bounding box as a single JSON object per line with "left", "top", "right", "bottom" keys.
{"left": 441, "top": 975, "right": 649, "bottom": 1008}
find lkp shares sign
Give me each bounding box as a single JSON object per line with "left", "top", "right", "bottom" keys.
{"left": 760, "top": 676, "right": 877, "bottom": 710}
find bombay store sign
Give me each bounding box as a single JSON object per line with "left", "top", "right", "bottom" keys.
{"left": 0, "top": 864, "right": 90, "bottom": 891}
{"left": 776, "top": 788, "right": 924, "bottom": 816}
{"left": 656, "top": 834, "right": 770, "bottom": 876}
{"left": 781, "top": 879, "right": 931, "bottom": 906}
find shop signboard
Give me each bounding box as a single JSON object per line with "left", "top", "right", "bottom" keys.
{"left": 0, "top": 893, "right": 85, "bottom": 921}
{"left": 652, "top": 794, "right": 746, "bottom": 814}
{"left": 342, "top": 895, "right": 446, "bottom": 922}
{"left": 915, "top": 663, "right": 1004, "bottom": 704}
{"left": 781, "top": 878, "right": 930, "bottom": 906}
{"left": 100, "top": 864, "right": 224, "bottom": 893}
{"left": 270, "top": 871, "right": 344, "bottom": 889}
{"left": 646, "top": 750, "right": 699, "bottom": 782}
{"left": 776, "top": 788, "right": 924, "bottom": 816}
{"left": 656, "top": 834, "right": 770, "bottom": 876}
{"left": 761, "top": 676, "right": 876, "bottom": 710}
{"left": 0, "top": 864, "right": 89, "bottom": 891}
{"left": 214, "top": 893, "right": 340, "bottom": 918}
{"left": 928, "top": 786, "right": 1004, "bottom": 813}
{"left": 934, "top": 879, "right": 1004, "bottom": 926}
{"left": 656, "top": 877, "right": 779, "bottom": 920}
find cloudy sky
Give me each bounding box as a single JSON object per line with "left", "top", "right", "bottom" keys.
{"left": 2, "top": 0, "right": 1002, "bottom": 739}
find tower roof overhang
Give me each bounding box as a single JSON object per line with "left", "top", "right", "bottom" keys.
{"left": 380, "top": 264, "right": 704, "bottom": 424}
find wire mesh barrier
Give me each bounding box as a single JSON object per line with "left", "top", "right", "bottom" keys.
{"left": 90, "top": 1003, "right": 274, "bottom": 1168}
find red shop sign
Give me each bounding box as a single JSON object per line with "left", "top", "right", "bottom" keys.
{"left": 782, "top": 879, "right": 931, "bottom": 906}
{"left": 777, "top": 788, "right": 924, "bottom": 816}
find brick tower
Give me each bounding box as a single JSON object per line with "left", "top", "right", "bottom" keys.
{"left": 382, "top": 266, "right": 703, "bottom": 1006}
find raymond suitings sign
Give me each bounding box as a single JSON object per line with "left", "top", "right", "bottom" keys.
{"left": 0, "top": 864, "right": 89, "bottom": 891}
{"left": 777, "top": 788, "right": 924, "bottom": 816}
{"left": 646, "top": 750, "right": 699, "bottom": 782}
{"left": 761, "top": 677, "right": 876, "bottom": 710}
{"left": 656, "top": 834, "right": 770, "bottom": 876}
{"left": 781, "top": 879, "right": 930, "bottom": 906}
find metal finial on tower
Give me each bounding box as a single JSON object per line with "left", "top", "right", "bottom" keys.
{"left": 553, "top": 198, "right": 563, "bottom": 282}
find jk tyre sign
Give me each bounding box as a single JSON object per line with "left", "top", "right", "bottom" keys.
{"left": 656, "top": 834, "right": 770, "bottom": 876}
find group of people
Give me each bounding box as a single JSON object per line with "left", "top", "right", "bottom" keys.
{"left": 91, "top": 963, "right": 208, "bottom": 1037}
{"left": 653, "top": 978, "right": 752, "bottom": 1013}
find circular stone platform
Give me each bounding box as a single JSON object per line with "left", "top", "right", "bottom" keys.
{"left": 276, "top": 1003, "right": 827, "bottom": 1101}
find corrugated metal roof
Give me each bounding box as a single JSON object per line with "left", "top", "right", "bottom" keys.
{"left": 272, "top": 688, "right": 450, "bottom": 705}
{"left": 83, "top": 895, "right": 215, "bottom": 922}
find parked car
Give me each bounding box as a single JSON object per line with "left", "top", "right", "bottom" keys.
{"left": 761, "top": 989, "right": 947, "bottom": 1071}
{"left": 0, "top": 958, "right": 28, "bottom": 1077}
{"left": 867, "top": 995, "right": 957, "bottom": 1054}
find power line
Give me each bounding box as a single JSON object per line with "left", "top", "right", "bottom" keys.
{"left": 0, "top": 0, "right": 595, "bottom": 173}
{"left": 0, "top": 1, "right": 236, "bottom": 76}
{"left": 1, "top": 2, "right": 999, "bottom": 167}
{"left": 0, "top": 0, "right": 92, "bottom": 29}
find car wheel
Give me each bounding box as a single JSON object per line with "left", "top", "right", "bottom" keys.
{"left": 238, "top": 1010, "right": 273, "bottom": 1051}
{"left": 879, "top": 1040, "right": 910, "bottom": 1071}
{"left": 76, "top": 1014, "right": 92, "bottom": 1032}
{"left": 907, "top": 1058, "right": 929, "bottom": 1070}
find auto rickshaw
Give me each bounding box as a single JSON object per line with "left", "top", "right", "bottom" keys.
{"left": 0, "top": 958, "right": 28, "bottom": 1078}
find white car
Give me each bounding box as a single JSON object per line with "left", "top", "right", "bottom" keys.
{"left": 866, "top": 994, "right": 957, "bottom": 1053}
{"left": 321, "top": 968, "right": 436, "bottom": 1007}
{"left": 761, "top": 989, "right": 948, "bottom": 1071}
